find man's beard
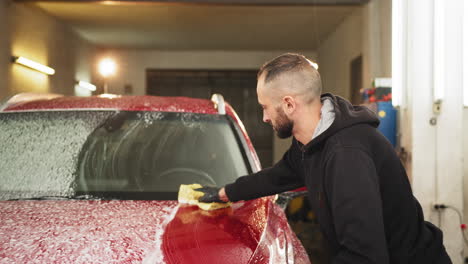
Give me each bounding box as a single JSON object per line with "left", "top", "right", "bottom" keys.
{"left": 271, "top": 107, "right": 293, "bottom": 139}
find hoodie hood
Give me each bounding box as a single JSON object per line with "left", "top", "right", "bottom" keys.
{"left": 302, "top": 93, "right": 380, "bottom": 150}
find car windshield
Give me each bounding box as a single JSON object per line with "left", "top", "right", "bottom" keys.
{"left": 0, "top": 110, "right": 250, "bottom": 200}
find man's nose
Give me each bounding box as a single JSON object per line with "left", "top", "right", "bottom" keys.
{"left": 262, "top": 111, "right": 270, "bottom": 123}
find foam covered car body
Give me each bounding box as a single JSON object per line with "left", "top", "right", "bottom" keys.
{"left": 0, "top": 93, "right": 310, "bottom": 263}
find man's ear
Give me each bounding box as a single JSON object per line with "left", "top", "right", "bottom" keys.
{"left": 282, "top": 96, "right": 296, "bottom": 115}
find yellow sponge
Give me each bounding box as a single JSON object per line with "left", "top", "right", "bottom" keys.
{"left": 197, "top": 201, "right": 231, "bottom": 211}
{"left": 178, "top": 184, "right": 204, "bottom": 205}
{"left": 178, "top": 184, "right": 231, "bottom": 211}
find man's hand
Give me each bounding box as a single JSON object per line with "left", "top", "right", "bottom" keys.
{"left": 195, "top": 186, "right": 229, "bottom": 203}
{"left": 218, "top": 187, "right": 229, "bottom": 202}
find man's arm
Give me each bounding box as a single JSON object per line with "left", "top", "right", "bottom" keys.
{"left": 325, "top": 148, "right": 389, "bottom": 264}
{"left": 223, "top": 157, "right": 303, "bottom": 202}
{"left": 198, "top": 159, "right": 303, "bottom": 203}
{"left": 197, "top": 144, "right": 304, "bottom": 203}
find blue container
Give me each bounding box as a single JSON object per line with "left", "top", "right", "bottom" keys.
{"left": 376, "top": 102, "right": 397, "bottom": 147}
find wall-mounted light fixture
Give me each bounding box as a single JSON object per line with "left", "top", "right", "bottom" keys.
{"left": 391, "top": 0, "right": 404, "bottom": 107}
{"left": 98, "top": 58, "right": 117, "bottom": 78}
{"left": 433, "top": 0, "right": 445, "bottom": 105}
{"left": 76, "top": 80, "right": 97, "bottom": 92}
{"left": 11, "top": 56, "right": 55, "bottom": 75}
{"left": 464, "top": 0, "right": 468, "bottom": 107}
{"left": 98, "top": 58, "right": 117, "bottom": 94}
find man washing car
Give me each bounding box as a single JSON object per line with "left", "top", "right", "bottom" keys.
{"left": 195, "top": 53, "right": 451, "bottom": 264}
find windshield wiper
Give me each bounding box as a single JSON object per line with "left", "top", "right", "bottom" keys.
{"left": 7, "top": 194, "right": 100, "bottom": 201}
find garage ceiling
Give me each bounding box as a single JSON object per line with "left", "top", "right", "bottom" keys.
{"left": 31, "top": 2, "right": 361, "bottom": 50}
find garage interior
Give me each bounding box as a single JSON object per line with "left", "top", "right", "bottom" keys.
{"left": 0, "top": 0, "right": 467, "bottom": 262}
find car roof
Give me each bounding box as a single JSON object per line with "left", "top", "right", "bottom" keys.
{"left": 1, "top": 94, "right": 221, "bottom": 114}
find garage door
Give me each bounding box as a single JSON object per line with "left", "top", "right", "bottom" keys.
{"left": 146, "top": 69, "right": 273, "bottom": 167}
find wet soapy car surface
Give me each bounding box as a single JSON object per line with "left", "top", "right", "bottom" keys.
{"left": 0, "top": 95, "right": 310, "bottom": 263}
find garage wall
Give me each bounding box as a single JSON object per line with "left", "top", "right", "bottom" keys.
{"left": 317, "top": 8, "right": 363, "bottom": 99}
{"left": 0, "top": 1, "right": 11, "bottom": 101}
{"left": 0, "top": 2, "right": 95, "bottom": 100}
{"left": 73, "top": 36, "right": 96, "bottom": 97}
{"left": 464, "top": 108, "right": 468, "bottom": 245}
{"left": 317, "top": 0, "right": 392, "bottom": 100}
{"left": 97, "top": 49, "right": 317, "bottom": 96}
{"left": 362, "top": 0, "right": 392, "bottom": 87}
{"left": 400, "top": 0, "right": 465, "bottom": 261}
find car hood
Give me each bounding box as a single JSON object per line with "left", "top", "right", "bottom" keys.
{"left": 159, "top": 198, "right": 269, "bottom": 264}
{"left": 0, "top": 198, "right": 272, "bottom": 263}
{"left": 0, "top": 200, "right": 179, "bottom": 263}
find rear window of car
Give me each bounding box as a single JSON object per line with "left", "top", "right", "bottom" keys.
{"left": 0, "top": 111, "right": 250, "bottom": 200}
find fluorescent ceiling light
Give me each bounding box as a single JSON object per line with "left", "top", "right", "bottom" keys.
{"left": 433, "top": 0, "right": 445, "bottom": 102}
{"left": 464, "top": 0, "right": 468, "bottom": 107}
{"left": 77, "top": 81, "right": 97, "bottom": 92}
{"left": 391, "top": 0, "right": 403, "bottom": 107}
{"left": 12, "top": 56, "right": 55, "bottom": 75}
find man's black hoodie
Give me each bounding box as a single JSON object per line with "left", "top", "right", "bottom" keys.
{"left": 225, "top": 93, "right": 451, "bottom": 264}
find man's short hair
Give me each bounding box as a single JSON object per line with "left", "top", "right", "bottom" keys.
{"left": 258, "top": 53, "right": 322, "bottom": 102}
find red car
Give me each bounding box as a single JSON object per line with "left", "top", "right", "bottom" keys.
{"left": 0, "top": 93, "right": 310, "bottom": 264}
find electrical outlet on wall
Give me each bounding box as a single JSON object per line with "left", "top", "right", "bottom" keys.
{"left": 433, "top": 100, "right": 442, "bottom": 114}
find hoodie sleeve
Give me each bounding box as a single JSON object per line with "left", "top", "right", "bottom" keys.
{"left": 224, "top": 146, "right": 304, "bottom": 202}
{"left": 324, "top": 147, "right": 389, "bottom": 264}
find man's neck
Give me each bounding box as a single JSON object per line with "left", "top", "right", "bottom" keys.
{"left": 293, "top": 101, "right": 322, "bottom": 145}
